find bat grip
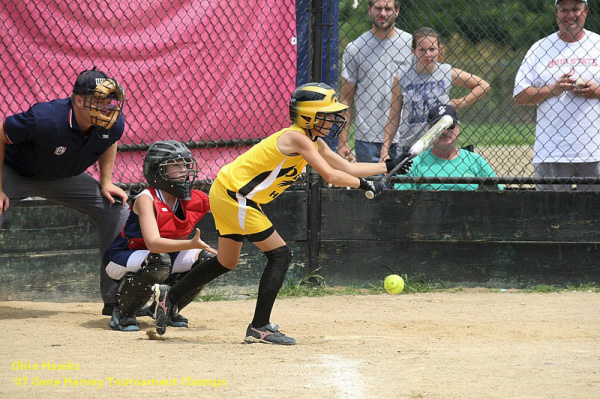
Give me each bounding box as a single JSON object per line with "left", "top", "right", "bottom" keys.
{"left": 364, "top": 156, "right": 411, "bottom": 199}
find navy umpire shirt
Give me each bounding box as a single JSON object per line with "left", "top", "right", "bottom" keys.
{"left": 3, "top": 98, "right": 125, "bottom": 180}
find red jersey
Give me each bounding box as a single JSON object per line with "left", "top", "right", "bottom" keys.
{"left": 126, "top": 187, "right": 210, "bottom": 250}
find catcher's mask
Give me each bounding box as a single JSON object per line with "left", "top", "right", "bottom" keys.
{"left": 289, "top": 82, "right": 348, "bottom": 141}
{"left": 143, "top": 140, "right": 200, "bottom": 200}
{"left": 73, "top": 68, "right": 126, "bottom": 130}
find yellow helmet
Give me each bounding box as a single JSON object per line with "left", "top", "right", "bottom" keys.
{"left": 289, "top": 82, "right": 348, "bottom": 140}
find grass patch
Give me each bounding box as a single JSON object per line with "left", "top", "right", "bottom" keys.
{"left": 276, "top": 269, "right": 383, "bottom": 298}
{"left": 566, "top": 283, "right": 599, "bottom": 292}
{"left": 276, "top": 271, "right": 450, "bottom": 298}
{"left": 196, "top": 274, "right": 598, "bottom": 302}
{"left": 197, "top": 289, "right": 239, "bottom": 302}
{"left": 344, "top": 122, "right": 535, "bottom": 151}
{"left": 458, "top": 123, "right": 535, "bottom": 147}
{"left": 277, "top": 272, "right": 599, "bottom": 298}
{"left": 400, "top": 274, "right": 447, "bottom": 293}
{"left": 522, "top": 284, "right": 563, "bottom": 293}
{"left": 523, "top": 283, "right": 599, "bottom": 293}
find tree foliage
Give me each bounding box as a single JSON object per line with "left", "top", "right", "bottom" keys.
{"left": 340, "top": 0, "right": 600, "bottom": 50}
{"left": 338, "top": 0, "right": 600, "bottom": 125}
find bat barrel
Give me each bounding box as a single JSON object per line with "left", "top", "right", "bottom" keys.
{"left": 364, "top": 115, "right": 452, "bottom": 200}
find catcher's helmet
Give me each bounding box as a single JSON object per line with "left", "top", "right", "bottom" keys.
{"left": 73, "top": 68, "right": 126, "bottom": 130}
{"left": 289, "top": 82, "right": 348, "bottom": 140}
{"left": 143, "top": 140, "right": 199, "bottom": 200}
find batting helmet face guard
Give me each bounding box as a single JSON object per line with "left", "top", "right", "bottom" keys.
{"left": 289, "top": 82, "right": 348, "bottom": 141}
{"left": 73, "top": 68, "right": 126, "bottom": 130}
{"left": 143, "top": 140, "right": 200, "bottom": 200}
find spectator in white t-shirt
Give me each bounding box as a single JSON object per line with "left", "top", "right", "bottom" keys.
{"left": 514, "top": 0, "right": 600, "bottom": 191}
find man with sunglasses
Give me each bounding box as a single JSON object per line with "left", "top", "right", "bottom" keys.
{"left": 394, "top": 105, "right": 502, "bottom": 191}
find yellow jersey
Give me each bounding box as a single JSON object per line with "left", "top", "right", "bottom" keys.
{"left": 217, "top": 126, "right": 313, "bottom": 204}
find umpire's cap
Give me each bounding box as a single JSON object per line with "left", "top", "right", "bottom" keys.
{"left": 73, "top": 67, "right": 111, "bottom": 95}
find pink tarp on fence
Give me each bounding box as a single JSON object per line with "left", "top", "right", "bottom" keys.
{"left": 0, "top": 0, "right": 297, "bottom": 182}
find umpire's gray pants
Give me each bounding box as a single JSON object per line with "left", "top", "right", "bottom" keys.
{"left": 1, "top": 165, "right": 129, "bottom": 306}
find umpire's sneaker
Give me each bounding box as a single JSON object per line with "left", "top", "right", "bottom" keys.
{"left": 102, "top": 303, "right": 116, "bottom": 316}
{"left": 169, "top": 310, "right": 189, "bottom": 328}
{"left": 136, "top": 304, "right": 153, "bottom": 318}
{"left": 109, "top": 307, "right": 140, "bottom": 332}
{"left": 244, "top": 323, "right": 296, "bottom": 345}
{"left": 151, "top": 284, "right": 171, "bottom": 335}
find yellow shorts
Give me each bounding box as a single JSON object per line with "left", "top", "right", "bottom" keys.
{"left": 209, "top": 178, "right": 273, "bottom": 236}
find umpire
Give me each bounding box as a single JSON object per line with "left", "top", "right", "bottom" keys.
{"left": 0, "top": 67, "right": 129, "bottom": 315}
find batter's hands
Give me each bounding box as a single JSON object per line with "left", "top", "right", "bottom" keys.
{"left": 359, "top": 178, "right": 385, "bottom": 197}
{"left": 380, "top": 147, "right": 390, "bottom": 163}
{"left": 385, "top": 151, "right": 413, "bottom": 175}
{"left": 191, "top": 228, "right": 218, "bottom": 255}
{"left": 101, "top": 182, "right": 128, "bottom": 205}
{"left": 0, "top": 189, "right": 9, "bottom": 215}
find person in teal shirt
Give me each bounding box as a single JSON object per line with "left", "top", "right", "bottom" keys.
{"left": 395, "top": 104, "right": 502, "bottom": 191}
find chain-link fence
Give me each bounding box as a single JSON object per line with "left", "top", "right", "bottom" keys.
{"left": 338, "top": 0, "right": 600, "bottom": 191}
{"left": 2, "top": 0, "right": 600, "bottom": 193}
{"left": 1, "top": 0, "right": 300, "bottom": 193}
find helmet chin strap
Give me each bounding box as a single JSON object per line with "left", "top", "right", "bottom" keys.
{"left": 303, "top": 126, "right": 319, "bottom": 142}
{"left": 308, "top": 127, "right": 337, "bottom": 142}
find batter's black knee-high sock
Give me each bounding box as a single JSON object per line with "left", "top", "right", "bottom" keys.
{"left": 251, "top": 284, "right": 278, "bottom": 328}
{"left": 168, "top": 256, "right": 230, "bottom": 304}
{"left": 251, "top": 246, "right": 292, "bottom": 328}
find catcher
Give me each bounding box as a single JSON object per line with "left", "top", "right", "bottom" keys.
{"left": 105, "top": 140, "right": 216, "bottom": 331}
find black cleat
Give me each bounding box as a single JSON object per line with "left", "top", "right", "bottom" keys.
{"left": 151, "top": 284, "right": 171, "bottom": 335}
{"left": 244, "top": 323, "right": 296, "bottom": 345}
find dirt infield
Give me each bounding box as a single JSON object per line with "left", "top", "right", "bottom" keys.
{"left": 478, "top": 145, "right": 534, "bottom": 178}
{"left": 2, "top": 291, "right": 599, "bottom": 398}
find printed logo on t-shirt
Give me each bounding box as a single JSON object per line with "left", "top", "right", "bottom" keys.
{"left": 547, "top": 58, "right": 597, "bottom": 68}
{"left": 54, "top": 146, "right": 66, "bottom": 155}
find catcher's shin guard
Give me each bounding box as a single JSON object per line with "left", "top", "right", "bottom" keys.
{"left": 117, "top": 253, "right": 171, "bottom": 317}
